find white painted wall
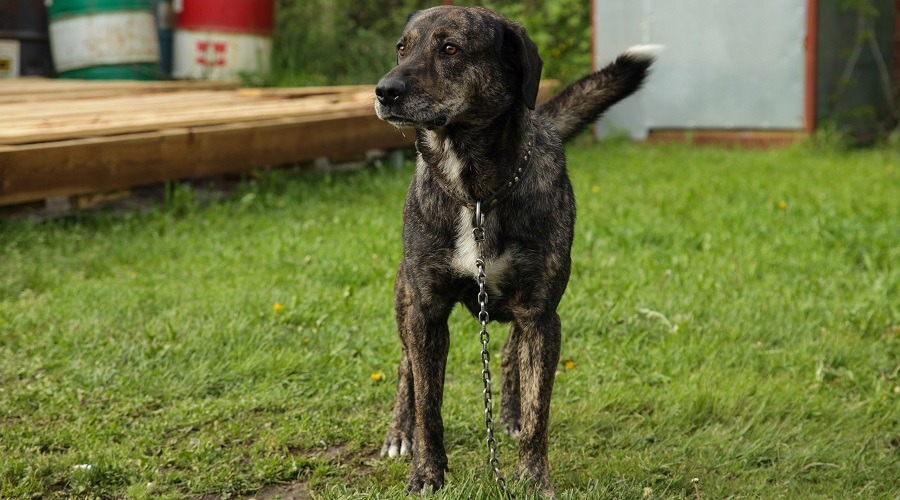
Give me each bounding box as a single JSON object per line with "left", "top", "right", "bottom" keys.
{"left": 593, "top": 0, "right": 808, "bottom": 139}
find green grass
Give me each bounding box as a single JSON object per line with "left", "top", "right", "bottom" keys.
{"left": 0, "top": 141, "right": 897, "bottom": 499}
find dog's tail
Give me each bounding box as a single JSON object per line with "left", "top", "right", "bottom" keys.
{"left": 537, "top": 45, "right": 662, "bottom": 142}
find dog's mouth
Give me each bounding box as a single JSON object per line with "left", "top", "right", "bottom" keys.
{"left": 376, "top": 104, "right": 450, "bottom": 130}
{"left": 380, "top": 114, "right": 419, "bottom": 128}
{"left": 385, "top": 115, "right": 450, "bottom": 130}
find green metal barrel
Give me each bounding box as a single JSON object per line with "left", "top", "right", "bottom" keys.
{"left": 47, "top": 0, "right": 161, "bottom": 79}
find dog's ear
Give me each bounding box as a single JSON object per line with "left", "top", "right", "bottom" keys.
{"left": 497, "top": 21, "right": 543, "bottom": 110}
{"left": 405, "top": 10, "right": 421, "bottom": 27}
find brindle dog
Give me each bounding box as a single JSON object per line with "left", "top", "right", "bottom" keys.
{"left": 374, "top": 5, "right": 657, "bottom": 494}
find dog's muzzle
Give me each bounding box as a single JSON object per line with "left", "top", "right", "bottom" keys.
{"left": 374, "top": 75, "right": 450, "bottom": 129}
{"left": 375, "top": 76, "right": 407, "bottom": 105}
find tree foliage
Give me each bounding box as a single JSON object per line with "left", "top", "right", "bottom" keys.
{"left": 271, "top": 0, "right": 592, "bottom": 86}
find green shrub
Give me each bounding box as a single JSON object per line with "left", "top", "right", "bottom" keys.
{"left": 271, "top": 0, "right": 592, "bottom": 86}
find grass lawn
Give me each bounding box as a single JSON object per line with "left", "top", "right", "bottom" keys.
{"left": 0, "top": 141, "right": 897, "bottom": 499}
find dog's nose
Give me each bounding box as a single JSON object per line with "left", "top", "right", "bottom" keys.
{"left": 375, "top": 77, "right": 407, "bottom": 105}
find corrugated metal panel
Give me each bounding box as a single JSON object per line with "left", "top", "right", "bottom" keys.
{"left": 594, "top": 0, "right": 808, "bottom": 138}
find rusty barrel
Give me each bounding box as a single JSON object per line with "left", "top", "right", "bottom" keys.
{"left": 172, "top": 0, "right": 273, "bottom": 80}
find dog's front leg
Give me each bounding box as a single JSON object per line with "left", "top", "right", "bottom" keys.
{"left": 406, "top": 326, "right": 449, "bottom": 493}
{"left": 394, "top": 271, "right": 452, "bottom": 493}
{"left": 383, "top": 274, "right": 416, "bottom": 459}
{"left": 382, "top": 347, "right": 414, "bottom": 458}
{"left": 515, "top": 310, "right": 561, "bottom": 492}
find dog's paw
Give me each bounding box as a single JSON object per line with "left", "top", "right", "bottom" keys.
{"left": 380, "top": 431, "right": 413, "bottom": 459}
{"left": 499, "top": 396, "right": 521, "bottom": 440}
{"left": 404, "top": 466, "right": 445, "bottom": 495}
{"left": 514, "top": 467, "right": 555, "bottom": 497}
{"left": 500, "top": 414, "right": 521, "bottom": 439}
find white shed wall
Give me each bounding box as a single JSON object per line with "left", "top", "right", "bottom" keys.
{"left": 593, "top": 0, "right": 808, "bottom": 139}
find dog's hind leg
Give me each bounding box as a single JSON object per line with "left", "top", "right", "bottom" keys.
{"left": 500, "top": 323, "right": 522, "bottom": 438}
{"left": 514, "top": 310, "right": 561, "bottom": 492}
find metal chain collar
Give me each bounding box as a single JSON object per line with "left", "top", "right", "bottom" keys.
{"left": 427, "top": 128, "right": 534, "bottom": 214}
{"left": 472, "top": 201, "right": 507, "bottom": 491}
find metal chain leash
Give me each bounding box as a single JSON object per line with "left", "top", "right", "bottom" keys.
{"left": 472, "top": 201, "right": 507, "bottom": 491}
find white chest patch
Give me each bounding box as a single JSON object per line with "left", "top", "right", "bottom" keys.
{"left": 423, "top": 132, "right": 466, "bottom": 195}
{"left": 424, "top": 132, "right": 514, "bottom": 291}
{"left": 439, "top": 137, "right": 465, "bottom": 190}
{"left": 450, "top": 206, "right": 514, "bottom": 293}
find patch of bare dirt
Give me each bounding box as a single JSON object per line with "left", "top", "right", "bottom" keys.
{"left": 244, "top": 479, "right": 312, "bottom": 500}
{"left": 233, "top": 443, "right": 382, "bottom": 499}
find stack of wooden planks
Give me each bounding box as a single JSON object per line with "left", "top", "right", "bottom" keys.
{"left": 0, "top": 78, "right": 414, "bottom": 207}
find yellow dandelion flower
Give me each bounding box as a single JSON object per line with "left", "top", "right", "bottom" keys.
{"left": 371, "top": 372, "right": 384, "bottom": 382}
{"left": 778, "top": 201, "right": 787, "bottom": 209}
{"left": 273, "top": 303, "right": 285, "bottom": 312}
{"left": 564, "top": 360, "right": 576, "bottom": 370}
{"left": 591, "top": 185, "right": 601, "bottom": 194}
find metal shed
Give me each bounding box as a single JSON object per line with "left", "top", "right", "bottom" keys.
{"left": 593, "top": 0, "right": 897, "bottom": 144}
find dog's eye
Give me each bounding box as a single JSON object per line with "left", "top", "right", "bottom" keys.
{"left": 442, "top": 43, "right": 458, "bottom": 56}
{"left": 397, "top": 44, "right": 407, "bottom": 58}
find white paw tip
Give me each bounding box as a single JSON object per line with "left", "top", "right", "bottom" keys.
{"left": 400, "top": 441, "right": 410, "bottom": 455}
{"left": 388, "top": 444, "right": 399, "bottom": 459}
{"left": 624, "top": 44, "right": 665, "bottom": 60}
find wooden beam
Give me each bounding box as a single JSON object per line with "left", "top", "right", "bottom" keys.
{"left": 647, "top": 129, "right": 807, "bottom": 148}
{"left": 0, "top": 111, "right": 414, "bottom": 206}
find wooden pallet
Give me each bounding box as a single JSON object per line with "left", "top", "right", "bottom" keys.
{"left": 0, "top": 79, "right": 558, "bottom": 208}
{"left": 0, "top": 79, "right": 413, "bottom": 206}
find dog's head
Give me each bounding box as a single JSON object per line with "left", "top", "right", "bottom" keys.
{"left": 374, "top": 6, "right": 543, "bottom": 129}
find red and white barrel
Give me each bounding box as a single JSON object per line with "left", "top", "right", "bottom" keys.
{"left": 172, "top": 0, "right": 273, "bottom": 80}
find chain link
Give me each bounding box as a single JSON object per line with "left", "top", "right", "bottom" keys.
{"left": 472, "top": 202, "right": 507, "bottom": 491}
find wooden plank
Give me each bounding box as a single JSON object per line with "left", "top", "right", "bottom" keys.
{"left": 1, "top": 97, "right": 376, "bottom": 145}
{"left": 0, "top": 77, "right": 236, "bottom": 97}
{"left": 4, "top": 98, "right": 362, "bottom": 131}
{"left": 0, "top": 79, "right": 367, "bottom": 104}
{"left": 0, "top": 86, "right": 377, "bottom": 144}
{"left": 235, "top": 85, "right": 374, "bottom": 98}
{"left": 0, "top": 77, "right": 207, "bottom": 92}
{"left": 0, "top": 91, "right": 242, "bottom": 119}
{"left": 0, "top": 111, "right": 415, "bottom": 205}
{"left": 0, "top": 89, "right": 372, "bottom": 124}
